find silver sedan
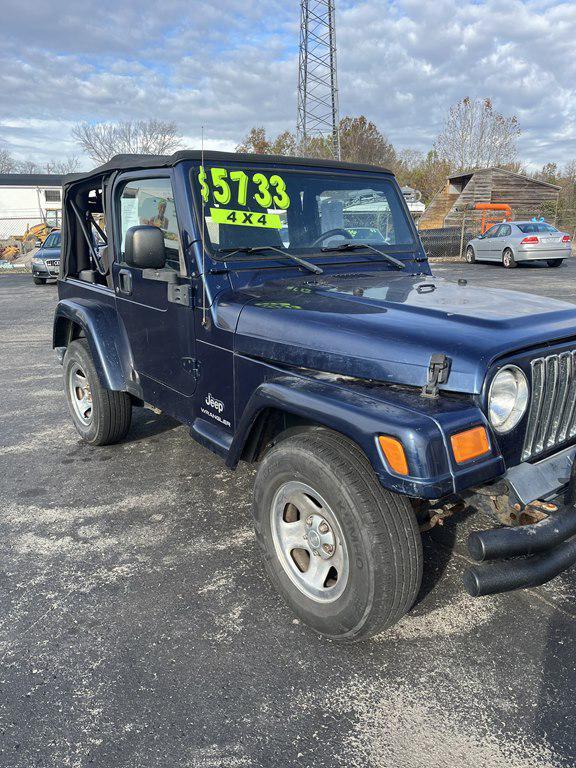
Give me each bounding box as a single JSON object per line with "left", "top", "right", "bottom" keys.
{"left": 466, "top": 221, "right": 572, "bottom": 268}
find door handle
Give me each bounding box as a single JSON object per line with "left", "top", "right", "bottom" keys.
{"left": 118, "top": 269, "right": 133, "bottom": 295}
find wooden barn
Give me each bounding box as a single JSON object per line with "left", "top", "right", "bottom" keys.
{"left": 419, "top": 167, "right": 560, "bottom": 230}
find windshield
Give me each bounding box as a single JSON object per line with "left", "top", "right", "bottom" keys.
{"left": 44, "top": 232, "right": 61, "bottom": 248}
{"left": 191, "top": 164, "right": 415, "bottom": 258}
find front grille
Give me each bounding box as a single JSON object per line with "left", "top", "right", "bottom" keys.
{"left": 522, "top": 351, "right": 576, "bottom": 461}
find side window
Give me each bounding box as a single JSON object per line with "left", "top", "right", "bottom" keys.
{"left": 484, "top": 225, "right": 500, "bottom": 238}
{"left": 500, "top": 225, "right": 511, "bottom": 237}
{"left": 118, "top": 178, "right": 185, "bottom": 274}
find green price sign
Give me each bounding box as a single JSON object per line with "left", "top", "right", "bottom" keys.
{"left": 210, "top": 208, "right": 282, "bottom": 229}
{"left": 198, "top": 167, "right": 290, "bottom": 211}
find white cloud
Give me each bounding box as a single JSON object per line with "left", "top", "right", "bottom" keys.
{"left": 0, "top": 0, "right": 574, "bottom": 170}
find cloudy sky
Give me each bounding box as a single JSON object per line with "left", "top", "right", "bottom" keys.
{"left": 0, "top": 0, "right": 574, "bottom": 170}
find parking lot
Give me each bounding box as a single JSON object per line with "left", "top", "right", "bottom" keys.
{"left": 1, "top": 261, "right": 576, "bottom": 768}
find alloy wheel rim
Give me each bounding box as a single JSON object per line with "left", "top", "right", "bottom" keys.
{"left": 271, "top": 480, "right": 349, "bottom": 603}
{"left": 69, "top": 363, "right": 93, "bottom": 426}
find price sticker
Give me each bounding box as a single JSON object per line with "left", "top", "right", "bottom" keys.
{"left": 198, "top": 167, "right": 291, "bottom": 211}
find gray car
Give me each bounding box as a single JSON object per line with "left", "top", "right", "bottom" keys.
{"left": 31, "top": 230, "right": 61, "bottom": 284}
{"left": 466, "top": 221, "right": 572, "bottom": 269}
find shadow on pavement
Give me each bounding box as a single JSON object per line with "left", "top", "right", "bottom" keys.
{"left": 536, "top": 611, "right": 576, "bottom": 766}
{"left": 125, "top": 407, "right": 181, "bottom": 442}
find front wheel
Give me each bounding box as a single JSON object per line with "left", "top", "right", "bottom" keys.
{"left": 63, "top": 339, "right": 132, "bottom": 445}
{"left": 502, "top": 248, "right": 517, "bottom": 269}
{"left": 465, "top": 246, "right": 476, "bottom": 264}
{"left": 547, "top": 259, "right": 563, "bottom": 267}
{"left": 33, "top": 276, "right": 46, "bottom": 285}
{"left": 253, "top": 430, "right": 423, "bottom": 642}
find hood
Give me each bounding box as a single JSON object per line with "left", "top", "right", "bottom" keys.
{"left": 38, "top": 248, "right": 60, "bottom": 259}
{"left": 228, "top": 271, "right": 576, "bottom": 394}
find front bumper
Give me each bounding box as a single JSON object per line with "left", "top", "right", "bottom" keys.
{"left": 463, "top": 445, "right": 576, "bottom": 596}
{"left": 505, "top": 443, "right": 576, "bottom": 505}
{"left": 32, "top": 265, "right": 59, "bottom": 278}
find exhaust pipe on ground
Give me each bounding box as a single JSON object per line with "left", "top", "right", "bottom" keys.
{"left": 467, "top": 507, "right": 576, "bottom": 562}
{"left": 463, "top": 534, "right": 576, "bottom": 597}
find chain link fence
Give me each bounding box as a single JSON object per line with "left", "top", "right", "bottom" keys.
{"left": 417, "top": 209, "right": 576, "bottom": 260}
{"left": 0, "top": 214, "right": 61, "bottom": 265}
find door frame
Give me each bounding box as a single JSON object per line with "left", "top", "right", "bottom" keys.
{"left": 109, "top": 168, "right": 198, "bottom": 407}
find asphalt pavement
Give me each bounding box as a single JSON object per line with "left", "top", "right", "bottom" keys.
{"left": 1, "top": 262, "right": 576, "bottom": 768}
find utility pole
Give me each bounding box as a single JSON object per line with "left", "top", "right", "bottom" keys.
{"left": 297, "top": 0, "right": 341, "bottom": 159}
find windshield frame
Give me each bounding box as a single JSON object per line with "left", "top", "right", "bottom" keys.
{"left": 187, "top": 161, "right": 422, "bottom": 268}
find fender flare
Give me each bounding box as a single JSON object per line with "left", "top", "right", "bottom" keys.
{"left": 53, "top": 298, "right": 133, "bottom": 392}
{"left": 227, "top": 375, "right": 458, "bottom": 498}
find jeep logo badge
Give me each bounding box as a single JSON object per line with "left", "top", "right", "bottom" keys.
{"left": 205, "top": 393, "right": 224, "bottom": 413}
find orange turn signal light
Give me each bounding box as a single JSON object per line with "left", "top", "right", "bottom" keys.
{"left": 378, "top": 435, "right": 409, "bottom": 476}
{"left": 450, "top": 426, "right": 490, "bottom": 464}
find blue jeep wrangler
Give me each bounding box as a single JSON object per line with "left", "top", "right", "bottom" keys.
{"left": 53, "top": 151, "right": 576, "bottom": 641}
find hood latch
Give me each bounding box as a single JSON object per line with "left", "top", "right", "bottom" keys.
{"left": 422, "top": 353, "right": 451, "bottom": 398}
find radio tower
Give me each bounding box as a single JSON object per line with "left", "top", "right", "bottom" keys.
{"left": 297, "top": 0, "right": 341, "bottom": 159}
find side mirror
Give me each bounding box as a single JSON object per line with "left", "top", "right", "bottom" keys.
{"left": 124, "top": 225, "right": 166, "bottom": 270}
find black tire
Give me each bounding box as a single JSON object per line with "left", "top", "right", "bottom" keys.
{"left": 547, "top": 259, "right": 563, "bottom": 267}
{"left": 502, "top": 248, "right": 517, "bottom": 269}
{"left": 63, "top": 339, "right": 132, "bottom": 445}
{"left": 465, "top": 246, "right": 476, "bottom": 264}
{"left": 253, "top": 429, "right": 423, "bottom": 642}
{"left": 33, "top": 276, "right": 46, "bottom": 285}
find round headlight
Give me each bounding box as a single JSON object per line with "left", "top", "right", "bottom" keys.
{"left": 488, "top": 365, "right": 529, "bottom": 433}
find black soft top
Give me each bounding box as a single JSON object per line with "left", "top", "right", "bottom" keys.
{"left": 63, "top": 150, "right": 394, "bottom": 187}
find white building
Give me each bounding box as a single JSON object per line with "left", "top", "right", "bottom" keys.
{"left": 0, "top": 173, "right": 63, "bottom": 240}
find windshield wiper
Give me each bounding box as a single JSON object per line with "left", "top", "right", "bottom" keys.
{"left": 218, "top": 245, "right": 323, "bottom": 275}
{"left": 320, "top": 242, "right": 405, "bottom": 270}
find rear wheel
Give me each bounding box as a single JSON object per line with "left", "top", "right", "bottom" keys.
{"left": 33, "top": 277, "right": 45, "bottom": 285}
{"left": 502, "top": 248, "right": 516, "bottom": 269}
{"left": 547, "top": 259, "right": 563, "bottom": 267}
{"left": 465, "top": 246, "right": 476, "bottom": 264}
{"left": 64, "top": 339, "right": 132, "bottom": 445}
{"left": 253, "top": 430, "right": 423, "bottom": 642}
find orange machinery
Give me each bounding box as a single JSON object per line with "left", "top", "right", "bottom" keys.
{"left": 474, "top": 203, "right": 512, "bottom": 233}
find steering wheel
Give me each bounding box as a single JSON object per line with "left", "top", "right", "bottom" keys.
{"left": 310, "top": 228, "right": 354, "bottom": 247}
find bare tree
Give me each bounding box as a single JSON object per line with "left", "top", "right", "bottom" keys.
{"left": 434, "top": 97, "right": 521, "bottom": 172}
{"left": 72, "top": 120, "right": 183, "bottom": 164}
{"left": 17, "top": 159, "right": 40, "bottom": 173}
{"left": 45, "top": 156, "right": 80, "bottom": 174}
{"left": 0, "top": 148, "right": 18, "bottom": 173}
{"left": 565, "top": 159, "right": 576, "bottom": 185}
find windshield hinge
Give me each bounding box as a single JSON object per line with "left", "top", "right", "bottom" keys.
{"left": 422, "top": 353, "right": 451, "bottom": 398}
